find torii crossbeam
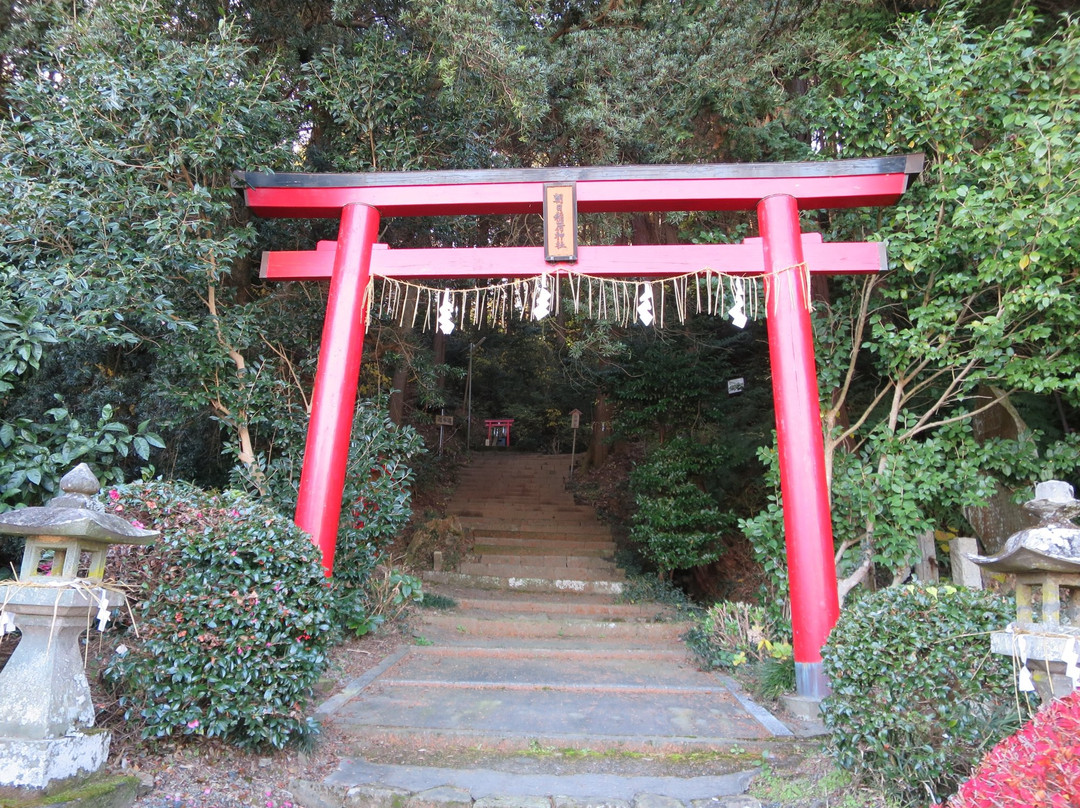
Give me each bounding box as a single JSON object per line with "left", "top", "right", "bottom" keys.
{"left": 239, "top": 155, "right": 924, "bottom": 700}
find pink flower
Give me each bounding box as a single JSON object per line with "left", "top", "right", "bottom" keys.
{"left": 108, "top": 489, "right": 120, "bottom": 501}
{"left": 186, "top": 719, "right": 199, "bottom": 729}
{"left": 131, "top": 519, "right": 145, "bottom": 530}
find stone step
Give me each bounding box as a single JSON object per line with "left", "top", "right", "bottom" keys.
{"left": 424, "top": 570, "right": 624, "bottom": 595}
{"left": 382, "top": 645, "right": 713, "bottom": 684}
{"left": 472, "top": 541, "right": 614, "bottom": 558}
{"left": 453, "top": 505, "right": 596, "bottom": 518}
{"left": 451, "top": 595, "right": 673, "bottom": 619}
{"left": 419, "top": 611, "right": 688, "bottom": 642}
{"left": 411, "top": 633, "right": 687, "bottom": 653}
{"left": 450, "top": 504, "right": 599, "bottom": 516}
{"left": 471, "top": 533, "right": 614, "bottom": 547}
{"left": 470, "top": 553, "right": 617, "bottom": 570}
{"left": 330, "top": 669, "right": 777, "bottom": 751}
{"left": 422, "top": 583, "right": 643, "bottom": 609}
{"left": 451, "top": 476, "right": 570, "bottom": 485}
{"left": 451, "top": 476, "right": 569, "bottom": 486}
{"left": 453, "top": 514, "right": 602, "bottom": 527}
{"left": 459, "top": 520, "right": 613, "bottom": 538}
{"left": 296, "top": 452, "right": 799, "bottom": 808}
{"left": 295, "top": 760, "right": 761, "bottom": 808}
{"left": 457, "top": 562, "right": 625, "bottom": 581}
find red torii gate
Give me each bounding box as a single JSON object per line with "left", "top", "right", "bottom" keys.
{"left": 239, "top": 155, "right": 923, "bottom": 699}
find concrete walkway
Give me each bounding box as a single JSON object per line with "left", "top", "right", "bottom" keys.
{"left": 293, "top": 454, "right": 817, "bottom": 808}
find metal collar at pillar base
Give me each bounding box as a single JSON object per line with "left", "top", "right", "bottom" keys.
{"left": 795, "top": 661, "right": 831, "bottom": 701}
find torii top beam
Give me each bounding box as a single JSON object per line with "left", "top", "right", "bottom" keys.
{"left": 237, "top": 154, "right": 924, "bottom": 219}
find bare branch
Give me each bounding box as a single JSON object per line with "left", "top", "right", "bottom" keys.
{"left": 903, "top": 387, "right": 1018, "bottom": 440}
{"left": 838, "top": 556, "right": 872, "bottom": 606}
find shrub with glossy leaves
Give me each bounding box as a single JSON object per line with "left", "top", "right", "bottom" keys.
{"left": 686, "top": 600, "right": 790, "bottom": 671}
{"left": 629, "top": 437, "right": 732, "bottom": 575}
{"left": 103, "top": 480, "right": 335, "bottom": 750}
{"left": 822, "top": 583, "right": 1029, "bottom": 806}
{"left": 935, "top": 687, "right": 1080, "bottom": 808}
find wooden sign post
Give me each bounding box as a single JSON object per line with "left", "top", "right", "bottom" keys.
{"left": 569, "top": 409, "right": 583, "bottom": 478}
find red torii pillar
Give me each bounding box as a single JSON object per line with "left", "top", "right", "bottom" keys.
{"left": 293, "top": 203, "right": 379, "bottom": 561}
{"left": 241, "top": 155, "right": 923, "bottom": 700}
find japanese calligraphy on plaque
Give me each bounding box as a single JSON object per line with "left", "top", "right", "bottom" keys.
{"left": 543, "top": 183, "right": 578, "bottom": 262}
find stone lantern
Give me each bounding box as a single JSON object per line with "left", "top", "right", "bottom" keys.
{"left": 970, "top": 480, "right": 1080, "bottom": 702}
{"left": 0, "top": 464, "right": 158, "bottom": 789}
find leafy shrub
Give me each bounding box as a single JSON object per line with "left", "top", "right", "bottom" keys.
{"left": 822, "top": 583, "right": 1030, "bottom": 806}
{"left": 687, "top": 600, "right": 790, "bottom": 670}
{"left": 935, "top": 688, "right": 1080, "bottom": 808}
{"left": 336, "top": 399, "right": 424, "bottom": 582}
{"left": 230, "top": 397, "right": 425, "bottom": 635}
{"left": 103, "top": 480, "right": 336, "bottom": 749}
{"left": 332, "top": 401, "right": 425, "bottom": 631}
{"left": 754, "top": 654, "right": 795, "bottom": 701}
{"left": 337, "top": 564, "right": 423, "bottom": 637}
{"left": 629, "top": 437, "right": 733, "bottom": 575}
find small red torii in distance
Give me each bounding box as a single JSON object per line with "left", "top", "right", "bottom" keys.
{"left": 240, "top": 155, "right": 924, "bottom": 701}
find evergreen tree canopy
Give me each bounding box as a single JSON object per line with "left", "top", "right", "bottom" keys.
{"left": 0, "top": 0, "right": 1077, "bottom": 603}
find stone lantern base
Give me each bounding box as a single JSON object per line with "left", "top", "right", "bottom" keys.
{"left": 0, "top": 732, "right": 111, "bottom": 789}
{"left": 0, "top": 584, "right": 125, "bottom": 788}
{"left": 991, "top": 628, "right": 1080, "bottom": 703}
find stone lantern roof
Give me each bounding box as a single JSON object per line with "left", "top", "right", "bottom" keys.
{"left": 970, "top": 480, "right": 1080, "bottom": 574}
{"left": 0, "top": 463, "right": 158, "bottom": 581}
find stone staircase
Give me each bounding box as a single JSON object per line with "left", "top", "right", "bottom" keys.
{"left": 302, "top": 453, "right": 797, "bottom": 808}
{"left": 429, "top": 453, "right": 625, "bottom": 593}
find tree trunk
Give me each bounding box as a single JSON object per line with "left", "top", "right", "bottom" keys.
{"left": 589, "top": 392, "right": 613, "bottom": 468}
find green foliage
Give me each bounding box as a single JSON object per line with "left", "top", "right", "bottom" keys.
{"left": 0, "top": 404, "right": 164, "bottom": 509}
{"left": 818, "top": 7, "right": 1080, "bottom": 402}
{"left": 419, "top": 592, "right": 458, "bottom": 610}
{"left": 606, "top": 325, "right": 766, "bottom": 445}
{"left": 822, "top": 583, "right": 1029, "bottom": 806}
{"left": 0, "top": 261, "right": 164, "bottom": 507}
{"left": 1, "top": 0, "right": 295, "bottom": 339}
{"left": 0, "top": 0, "right": 314, "bottom": 493}
{"left": 754, "top": 654, "right": 796, "bottom": 701}
{"left": 103, "top": 480, "right": 336, "bottom": 750}
{"left": 340, "top": 564, "right": 424, "bottom": 637}
{"left": 537, "top": 0, "right": 825, "bottom": 164}
{"left": 337, "top": 400, "right": 425, "bottom": 583}
{"left": 743, "top": 421, "right": 1022, "bottom": 595}
{"left": 629, "top": 437, "right": 733, "bottom": 575}
{"left": 616, "top": 572, "right": 698, "bottom": 612}
{"left": 745, "top": 8, "right": 1080, "bottom": 597}
{"left": 686, "top": 600, "right": 791, "bottom": 671}
{"left": 230, "top": 396, "right": 425, "bottom": 635}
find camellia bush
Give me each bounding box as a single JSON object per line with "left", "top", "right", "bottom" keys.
{"left": 103, "top": 480, "right": 336, "bottom": 749}
{"left": 230, "top": 397, "right": 426, "bottom": 637}
{"left": 822, "top": 583, "right": 1031, "bottom": 806}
